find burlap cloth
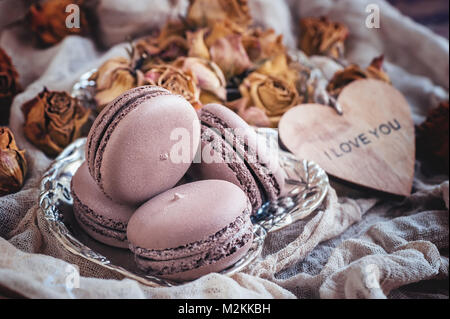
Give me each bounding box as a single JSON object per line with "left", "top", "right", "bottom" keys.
{"left": 0, "top": 0, "right": 448, "bottom": 299}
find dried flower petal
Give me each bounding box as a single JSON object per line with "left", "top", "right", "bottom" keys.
{"left": 27, "top": 0, "right": 88, "bottom": 47}
{"left": 0, "top": 127, "right": 27, "bottom": 196}
{"left": 299, "top": 16, "right": 349, "bottom": 59}
{"left": 327, "top": 55, "right": 391, "bottom": 97}
{"left": 242, "top": 28, "right": 286, "bottom": 63}
{"left": 173, "top": 57, "right": 227, "bottom": 103}
{"left": 227, "top": 97, "right": 271, "bottom": 127}
{"left": 239, "top": 72, "right": 303, "bottom": 128}
{"left": 142, "top": 64, "right": 202, "bottom": 109}
{"left": 205, "top": 19, "right": 244, "bottom": 48}
{"left": 22, "top": 88, "right": 90, "bottom": 157}
{"left": 256, "top": 54, "right": 299, "bottom": 85}
{"left": 209, "top": 34, "right": 253, "bottom": 79}
{"left": 187, "top": 0, "right": 251, "bottom": 28}
{"left": 0, "top": 48, "right": 22, "bottom": 125}
{"left": 187, "top": 29, "right": 210, "bottom": 60}
{"left": 91, "top": 57, "right": 138, "bottom": 112}
{"left": 417, "top": 101, "right": 449, "bottom": 174}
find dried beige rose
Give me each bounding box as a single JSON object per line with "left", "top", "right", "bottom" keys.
{"left": 0, "top": 48, "right": 22, "bottom": 125}
{"left": 27, "top": 0, "right": 88, "bottom": 47}
{"left": 173, "top": 57, "right": 227, "bottom": 104}
{"left": 143, "top": 64, "right": 202, "bottom": 109}
{"left": 256, "top": 54, "right": 300, "bottom": 86}
{"left": 299, "top": 17, "right": 349, "bottom": 59}
{"left": 91, "top": 57, "right": 139, "bottom": 112}
{"left": 240, "top": 72, "right": 303, "bottom": 128}
{"left": 187, "top": 0, "right": 251, "bottom": 28}
{"left": 0, "top": 127, "right": 27, "bottom": 196}
{"left": 327, "top": 55, "right": 391, "bottom": 97}
{"left": 22, "top": 88, "right": 91, "bottom": 157}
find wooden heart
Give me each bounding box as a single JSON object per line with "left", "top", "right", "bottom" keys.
{"left": 279, "top": 79, "right": 415, "bottom": 196}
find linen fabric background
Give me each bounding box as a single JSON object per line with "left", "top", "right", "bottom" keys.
{"left": 0, "top": 0, "right": 448, "bottom": 299}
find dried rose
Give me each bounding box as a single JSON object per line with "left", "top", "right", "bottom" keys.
{"left": 0, "top": 127, "right": 27, "bottom": 196}
{"left": 0, "top": 48, "right": 22, "bottom": 125}
{"left": 91, "top": 57, "right": 140, "bottom": 112}
{"left": 142, "top": 64, "right": 202, "bottom": 109}
{"left": 256, "top": 54, "right": 300, "bottom": 86}
{"left": 299, "top": 17, "right": 349, "bottom": 59}
{"left": 209, "top": 34, "right": 253, "bottom": 79}
{"left": 187, "top": 0, "right": 251, "bottom": 28}
{"left": 27, "top": 0, "right": 88, "bottom": 47}
{"left": 187, "top": 29, "right": 210, "bottom": 60}
{"left": 242, "top": 28, "right": 286, "bottom": 63}
{"left": 134, "top": 20, "right": 189, "bottom": 63}
{"left": 22, "top": 88, "right": 91, "bottom": 157}
{"left": 205, "top": 19, "right": 245, "bottom": 48}
{"left": 417, "top": 101, "right": 449, "bottom": 174}
{"left": 173, "top": 57, "right": 227, "bottom": 104}
{"left": 327, "top": 55, "right": 391, "bottom": 97}
{"left": 239, "top": 72, "right": 303, "bottom": 128}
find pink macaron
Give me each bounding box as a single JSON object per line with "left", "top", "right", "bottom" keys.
{"left": 86, "top": 86, "right": 201, "bottom": 206}
{"left": 127, "top": 180, "right": 253, "bottom": 282}
{"left": 71, "top": 163, "right": 135, "bottom": 249}
{"left": 189, "top": 103, "right": 286, "bottom": 214}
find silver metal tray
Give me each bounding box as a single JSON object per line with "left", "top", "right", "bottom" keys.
{"left": 38, "top": 135, "right": 328, "bottom": 287}
{"left": 36, "top": 70, "right": 330, "bottom": 287}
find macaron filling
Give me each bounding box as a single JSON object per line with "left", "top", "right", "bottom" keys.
{"left": 72, "top": 190, "right": 128, "bottom": 242}
{"left": 130, "top": 208, "right": 253, "bottom": 276}
{"left": 200, "top": 126, "right": 262, "bottom": 210}
{"left": 200, "top": 110, "right": 281, "bottom": 201}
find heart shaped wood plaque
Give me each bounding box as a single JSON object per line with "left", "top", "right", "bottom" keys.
{"left": 279, "top": 79, "right": 415, "bottom": 196}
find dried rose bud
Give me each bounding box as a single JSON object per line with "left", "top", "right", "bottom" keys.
{"left": 187, "top": 0, "right": 251, "bottom": 28}
{"left": 299, "top": 17, "right": 349, "bottom": 59}
{"left": 91, "top": 57, "right": 139, "bottom": 112}
{"left": 209, "top": 34, "right": 252, "bottom": 79}
{"left": 173, "top": 57, "right": 227, "bottom": 104}
{"left": 417, "top": 101, "right": 449, "bottom": 174}
{"left": 0, "top": 48, "right": 22, "bottom": 125}
{"left": 242, "top": 28, "right": 286, "bottom": 63}
{"left": 22, "top": 88, "right": 91, "bottom": 157}
{"left": 142, "top": 64, "right": 202, "bottom": 109}
{"left": 0, "top": 127, "right": 27, "bottom": 196}
{"left": 327, "top": 55, "right": 391, "bottom": 97}
{"left": 239, "top": 72, "right": 303, "bottom": 128}
{"left": 27, "top": 0, "right": 88, "bottom": 47}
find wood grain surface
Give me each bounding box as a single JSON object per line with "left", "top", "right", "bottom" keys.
{"left": 279, "top": 80, "right": 415, "bottom": 197}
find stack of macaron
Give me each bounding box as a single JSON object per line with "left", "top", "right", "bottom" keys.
{"left": 71, "top": 86, "right": 285, "bottom": 282}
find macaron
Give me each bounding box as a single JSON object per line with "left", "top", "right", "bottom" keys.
{"left": 71, "top": 163, "right": 135, "bottom": 249}
{"left": 127, "top": 180, "right": 254, "bottom": 282}
{"left": 189, "top": 103, "right": 286, "bottom": 214}
{"left": 86, "top": 86, "right": 201, "bottom": 206}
